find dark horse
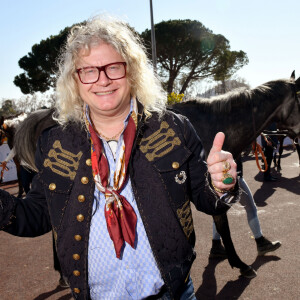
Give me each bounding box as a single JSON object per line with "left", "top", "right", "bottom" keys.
{"left": 172, "top": 72, "right": 300, "bottom": 158}
{"left": 0, "top": 113, "right": 28, "bottom": 197}
{"left": 171, "top": 71, "right": 300, "bottom": 275}
{"left": 12, "top": 72, "right": 300, "bottom": 277}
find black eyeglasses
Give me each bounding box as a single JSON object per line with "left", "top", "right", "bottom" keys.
{"left": 76, "top": 62, "right": 127, "bottom": 84}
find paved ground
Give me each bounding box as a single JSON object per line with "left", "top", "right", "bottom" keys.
{"left": 0, "top": 148, "right": 299, "bottom": 299}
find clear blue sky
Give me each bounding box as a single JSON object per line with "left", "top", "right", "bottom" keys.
{"left": 1, "top": 0, "right": 299, "bottom": 100}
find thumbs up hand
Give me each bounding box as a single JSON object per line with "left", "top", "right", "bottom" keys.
{"left": 206, "top": 132, "right": 237, "bottom": 195}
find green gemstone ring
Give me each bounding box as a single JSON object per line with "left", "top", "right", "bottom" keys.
{"left": 222, "top": 173, "right": 234, "bottom": 185}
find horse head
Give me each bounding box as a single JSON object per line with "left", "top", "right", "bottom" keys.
{"left": 276, "top": 71, "right": 300, "bottom": 138}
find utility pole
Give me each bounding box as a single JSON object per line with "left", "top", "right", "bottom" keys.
{"left": 149, "top": 0, "right": 157, "bottom": 71}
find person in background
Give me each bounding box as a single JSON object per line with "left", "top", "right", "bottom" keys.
{"left": 0, "top": 15, "right": 240, "bottom": 299}
{"left": 261, "top": 122, "right": 279, "bottom": 182}
{"left": 210, "top": 157, "right": 281, "bottom": 261}
{"left": 1, "top": 147, "right": 36, "bottom": 194}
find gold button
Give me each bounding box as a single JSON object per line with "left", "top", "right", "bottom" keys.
{"left": 73, "top": 254, "right": 80, "bottom": 260}
{"left": 74, "top": 235, "right": 82, "bottom": 241}
{"left": 77, "top": 214, "right": 84, "bottom": 222}
{"left": 74, "top": 288, "right": 80, "bottom": 294}
{"left": 49, "top": 183, "right": 56, "bottom": 191}
{"left": 81, "top": 177, "right": 89, "bottom": 184}
{"left": 86, "top": 159, "right": 92, "bottom": 166}
{"left": 73, "top": 270, "right": 80, "bottom": 276}
{"left": 78, "top": 195, "right": 85, "bottom": 203}
{"left": 172, "top": 162, "right": 180, "bottom": 169}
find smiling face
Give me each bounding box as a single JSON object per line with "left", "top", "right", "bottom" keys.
{"left": 75, "top": 43, "right": 131, "bottom": 120}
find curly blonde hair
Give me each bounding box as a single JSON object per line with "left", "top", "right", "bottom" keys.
{"left": 55, "top": 14, "right": 167, "bottom": 124}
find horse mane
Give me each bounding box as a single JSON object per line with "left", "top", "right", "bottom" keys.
{"left": 184, "top": 79, "right": 292, "bottom": 113}
{"left": 14, "top": 108, "right": 57, "bottom": 172}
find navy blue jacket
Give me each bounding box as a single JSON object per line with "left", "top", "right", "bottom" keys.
{"left": 0, "top": 108, "right": 239, "bottom": 299}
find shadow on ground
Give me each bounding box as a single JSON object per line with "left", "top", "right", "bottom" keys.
{"left": 33, "top": 286, "right": 72, "bottom": 300}
{"left": 253, "top": 173, "right": 300, "bottom": 207}
{"left": 195, "top": 255, "right": 281, "bottom": 299}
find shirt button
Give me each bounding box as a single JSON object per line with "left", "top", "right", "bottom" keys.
{"left": 74, "top": 235, "right": 82, "bottom": 241}
{"left": 49, "top": 183, "right": 56, "bottom": 191}
{"left": 81, "top": 177, "right": 89, "bottom": 184}
{"left": 73, "top": 270, "right": 80, "bottom": 276}
{"left": 172, "top": 162, "right": 179, "bottom": 169}
{"left": 77, "top": 214, "right": 84, "bottom": 222}
{"left": 73, "top": 254, "right": 80, "bottom": 260}
{"left": 86, "top": 159, "right": 92, "bottom": 166}
{"left": 78, "top": 195, "right": 85, "bottom": 202}
{"left": 74, "top": 288, "right": 80, "bottom": 294}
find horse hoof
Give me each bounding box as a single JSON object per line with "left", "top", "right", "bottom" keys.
{"left": 240, "top": 266, "right": 257, "bottom": 278}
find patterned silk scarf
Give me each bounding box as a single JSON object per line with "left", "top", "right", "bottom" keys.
{"left": 85, "top": 103, "right": 138, "bottom": 258}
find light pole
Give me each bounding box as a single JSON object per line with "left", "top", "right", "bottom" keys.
{"left": 149, "top": 0, "right": 157, "bottom": 72}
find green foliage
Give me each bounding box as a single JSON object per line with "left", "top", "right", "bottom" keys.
{"left": 167, "top": 92, "right": 184, "bottom": 105}
{"left": 13, "top": 26, "right": 76, "bottom": 94}
{"left": 213, "top": 49, "right": 249, "bottom": 82}
{"left": 141, "top": 19, "right": 248, "bottom": 94}
{"left": 13, "top": 19, "right": 248, "bottom": 97}
{"left": 0, "top": 100, "right": 17, "bottom": 117}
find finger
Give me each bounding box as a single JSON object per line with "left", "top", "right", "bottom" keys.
{"left": 207, "top": 150, "right": 232, "bottom": 167}
{"left": 208, "top": 157, "right": 234, "bottom": 175}
{"left": 211, "top": 168, "right": 237, "bottom": 186}
{"left": 209, "top": 158, "right": 237, "bottom": 181}
{"left": 209, "top": 132, "right": 225, "bottom": 155}
{"left": 223, "top": 161, "right": 231, "bottom": 172}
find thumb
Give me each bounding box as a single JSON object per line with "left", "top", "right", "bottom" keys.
{"left": 210, "top": 132, "right": 225, "bottom": 154}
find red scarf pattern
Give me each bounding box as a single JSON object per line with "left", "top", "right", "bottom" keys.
{"left": 86, "top": 108, "right": 138, "bottom": 258}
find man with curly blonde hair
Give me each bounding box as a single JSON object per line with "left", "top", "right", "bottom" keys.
{"left": 0, "top": 15, "right": 240, "bottom": 299}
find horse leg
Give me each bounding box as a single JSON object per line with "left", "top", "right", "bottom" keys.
{"left": 295, "top": 138, "right": 300, "bottom": 166}
{"left": 13, "top": 158, "right": 24, "bottom": 198}
{"left": 277, "top": 137, "right": 284, "bottom": 170}
{"left": 213, "top": 213, "right": 256, "bottom": 278}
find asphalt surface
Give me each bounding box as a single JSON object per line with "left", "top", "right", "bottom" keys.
{"left": 0, "top": 148, "right": 299, "bottom": 300}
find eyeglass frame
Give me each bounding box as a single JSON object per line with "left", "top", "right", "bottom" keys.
{"left": 76, "top": 62, "right": 127, "bottom": 84}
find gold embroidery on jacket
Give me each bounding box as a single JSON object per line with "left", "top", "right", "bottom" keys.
{"left": 44, "top": 140, "right": 83, "bottom": 180}
{"left": 177, "top": 201, "right": 193, "bottom": 238}
{"left": 140, "top": 121, "right": 181, "bottom": 161}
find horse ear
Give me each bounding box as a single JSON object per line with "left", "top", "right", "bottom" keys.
{"left": 290, "top": 70, "right": 295, "bottom": 80}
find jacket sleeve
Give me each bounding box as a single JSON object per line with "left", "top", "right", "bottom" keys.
{"left": 180, "top": 115, "right": 240, "bottom": 215}
{"left": 0, "top": 137, "right": 52, "bottom": 237}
